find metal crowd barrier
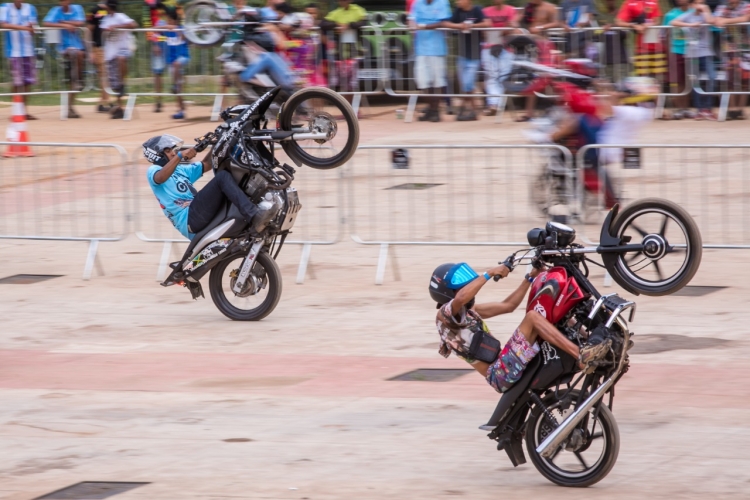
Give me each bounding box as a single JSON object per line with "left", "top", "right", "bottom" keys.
{"left": 347, "top": 144, "right": 573, "bottom": 284}
{"left": 132, "top": 146, "right": 343, "bottom": 283}
{"left": 0, "top": 27, "right": 90, "bottom": 118}
{"left": 0, "top": 142, "right": 130, "bottom": 279}
{"left": 576, "top": 144, "right": 750, "bottom": 248}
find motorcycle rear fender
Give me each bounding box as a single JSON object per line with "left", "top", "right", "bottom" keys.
{"left": 598, "top": 203, "right": 642, "bottom": 296}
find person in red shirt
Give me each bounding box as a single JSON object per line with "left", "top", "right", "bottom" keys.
{"left": 615, "top": 0, "right": 665, "bottom": 78}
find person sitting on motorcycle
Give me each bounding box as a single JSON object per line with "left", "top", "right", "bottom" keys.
{"left": 528, "top": 82, "right": 653, "bottom": 207}
{"left": 144, "top": 134, "right": 259, "bottom": 240}
{"left": 236, "top": 8, "right": 295, "bottom": 93}
{"left": 431, "top": 262, "right": 611, "bottom": 393}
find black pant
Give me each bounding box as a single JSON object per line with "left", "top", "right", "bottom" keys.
{"left": 187, "top": 170, "right": 258, "bottom": 234}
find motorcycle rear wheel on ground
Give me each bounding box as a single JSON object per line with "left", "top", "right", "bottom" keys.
{"left": 279, "top": 87, "right": 360, "bottom": 170}
{"left": 606, "top": 198, "right": 702, "bottom": 296}
{"left": 208, "top": 251, "right": 282, "bottom": 321}
{"left": 526, "top": 390, "right": 620, "bottom": 487}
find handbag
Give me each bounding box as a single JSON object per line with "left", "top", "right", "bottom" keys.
{"left": 468, "top": 331, "right": 501, "bottom": 363}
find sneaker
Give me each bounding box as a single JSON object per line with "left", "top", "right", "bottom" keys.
{"left": 579, "top": 339, "right": 612, "bottom": 374}
{"left": 484, "top": 108, "right": 498, "bottom": 117}
{"left": 68, "top": 109, "right": 81, "bottom": 119}
{"left": 701, "top": 110, "right": 717, "bottom": 121}
{"left": 25, "top": 114, "right": 38, "bottom": 120}
{"left": 457, "top": 110, "right": 478, "bottom": 122}
{"left": 110, "top": 107, "right": 124, "bottom": 119}
{"left": 418, "top": 109, "right": 433, "bottom": 122}
{"left": 429, "top": 110, "right": 441, "bottom": 122}
{"left": 671, "top": 110, "right": 684, "bottom": 120}
{"left": 172, "top": 110, "right": 185, "bottom": 120}
{"left": 155, "top": 102, "right": 162, "bottom": 113}
{"left": 97, "top": 103, "right": 112, "bottom": 113}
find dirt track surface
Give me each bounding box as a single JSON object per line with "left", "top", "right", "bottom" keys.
{"left": 1, "top": 103, "right": 750, "bottom": 499}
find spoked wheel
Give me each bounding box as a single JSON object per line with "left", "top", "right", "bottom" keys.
{"left": 208, "top": 251, "right": 282, "bottom": 321}
{"left": 608, "top": 198, "right": 702, "bottom": 296}
{"left": 183, "top": 3, "right": 225, "bottom": 47}
{"left": 526, "top": 391, "right": 620, "bottom": 487}
{"left": 279, "top": 86, "right": 360, "bottom": 169}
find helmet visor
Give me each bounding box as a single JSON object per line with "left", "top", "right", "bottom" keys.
{"left": 445, "top": 263, "right": 479, "bottom": 289}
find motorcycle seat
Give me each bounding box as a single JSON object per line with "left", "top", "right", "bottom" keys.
{"left": 181, "top": 201, "right": 246, "bottom": 262}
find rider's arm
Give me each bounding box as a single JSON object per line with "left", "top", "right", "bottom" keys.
{"left": 474, "top": 278, "right": 532, "bottom": 319}
{"left": 201, "top": 151, "right": 213, "bottom": 173}
{"left": 153, "top": 148, "right": 197, "bottom": 184}
{"left": 451, "top": 264, "right": 510, "bottom": 316}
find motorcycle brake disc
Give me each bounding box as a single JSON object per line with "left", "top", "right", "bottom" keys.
{"left": 309, "top": 112, "right": 337, "bottom": 144}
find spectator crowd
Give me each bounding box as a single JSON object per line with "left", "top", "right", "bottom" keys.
{"left": 0, "top": 0, "right": 749, "bottom": 121}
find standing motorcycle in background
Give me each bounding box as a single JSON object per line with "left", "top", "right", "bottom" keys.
{"left": 479, "top": 198, "right": 701, "bottom": 486}
{"left": 160, "top": 86, "right": 358, "bottom": 320}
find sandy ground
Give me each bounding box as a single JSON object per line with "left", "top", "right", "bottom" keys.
{"left": 1, "top": 102, "right": 750, "bottom": 499}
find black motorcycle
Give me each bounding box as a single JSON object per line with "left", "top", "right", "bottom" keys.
{"left": 161, "top": 86, "right": 359, "bottom": 320}
{"left": 481, "top": 199, "right": 701, "bottom": 486}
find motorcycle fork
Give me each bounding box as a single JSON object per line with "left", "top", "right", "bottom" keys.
{"left": 232, "top": 240, "right": 264, "bottom": 295}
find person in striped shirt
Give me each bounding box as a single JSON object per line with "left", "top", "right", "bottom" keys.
{"left": 0, "top": 0, "right": 39, "bottom": 119}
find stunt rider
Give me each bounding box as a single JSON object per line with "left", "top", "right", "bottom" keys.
{"left": 144, "top": 134, "right": 258, "bottom": 240}
{"left": 431, "top": 262, "right": 610, "bottom": 393}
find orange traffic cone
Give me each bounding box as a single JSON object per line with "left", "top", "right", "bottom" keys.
{"left": 4, "top": 94, "right": 33, "bottom": 158}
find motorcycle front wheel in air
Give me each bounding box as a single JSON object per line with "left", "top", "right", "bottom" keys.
{"left": 279, "top": 87, "right": 360, "bottom": 170}
{"left": 208, "top": 251, "right": 282, "bottom": 321}
{"left": 607, "top": 198, "right": 702, "bottom": 296}
{"left": 526, "top": 391, "right": 620, "bottom": 488}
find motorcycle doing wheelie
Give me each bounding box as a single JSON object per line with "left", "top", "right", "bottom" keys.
{"left": 478, "top": 198, "right": 701, "bottom": 486}
{"left": 160, "top": 86, "right": 359, "bottom": 320}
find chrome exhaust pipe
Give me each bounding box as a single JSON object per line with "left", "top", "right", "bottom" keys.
{"left": 535, "top": 373, "right": 617, "bottom": 458}
{"left": 536, "top": 329, "right": 631, "bottom": 458}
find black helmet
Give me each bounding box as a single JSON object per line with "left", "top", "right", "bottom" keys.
{"left": 142, "top": 134, "right": 183, "bottom": 167}
{"left": 429, "top": 262, "right": 457, "bottom": 306}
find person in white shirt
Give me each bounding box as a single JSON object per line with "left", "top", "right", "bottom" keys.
{"left": 99, "top": 0, "right": 136, "bottom": 119}
{"left": 0, "top": 0, "right": 39, "bottom": 119}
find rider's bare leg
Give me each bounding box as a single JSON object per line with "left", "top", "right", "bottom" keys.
{"left": 518, "top": 311, "right": 579, "bottom": 359}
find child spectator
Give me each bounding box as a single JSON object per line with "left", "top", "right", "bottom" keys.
{"left": 163, "top": 7, "right": 190, "bottom": 119}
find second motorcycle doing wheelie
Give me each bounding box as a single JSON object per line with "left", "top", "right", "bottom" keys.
{"left": 159, "top": 86, "right": 358, "bottom": 321}
{"left": 449, "top": 198, "right": 701, "bottom": 486}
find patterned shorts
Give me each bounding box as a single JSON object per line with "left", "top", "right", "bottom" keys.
{"left": 486, "top": 329, "right": 540, "bottom": 393}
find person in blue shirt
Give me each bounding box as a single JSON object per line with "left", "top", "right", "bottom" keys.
{"left": 43, "top": 0, "right": 86, "bottom": 118}
{"left": 0, "top": 0, "right": 39, "bottom": 118}
{"left": 409, "top": 0, "right": 451, "bottom": 122}
{"left": 143, "top": 135, "right": 259, "bottom": 240}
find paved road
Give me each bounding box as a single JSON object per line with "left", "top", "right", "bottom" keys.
{"left": 1, "top": 104, "right": 749, "bottom": 498}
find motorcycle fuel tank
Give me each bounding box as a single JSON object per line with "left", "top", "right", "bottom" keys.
{"left": 526, "top": 266, "right": 587, "bottom": 324}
